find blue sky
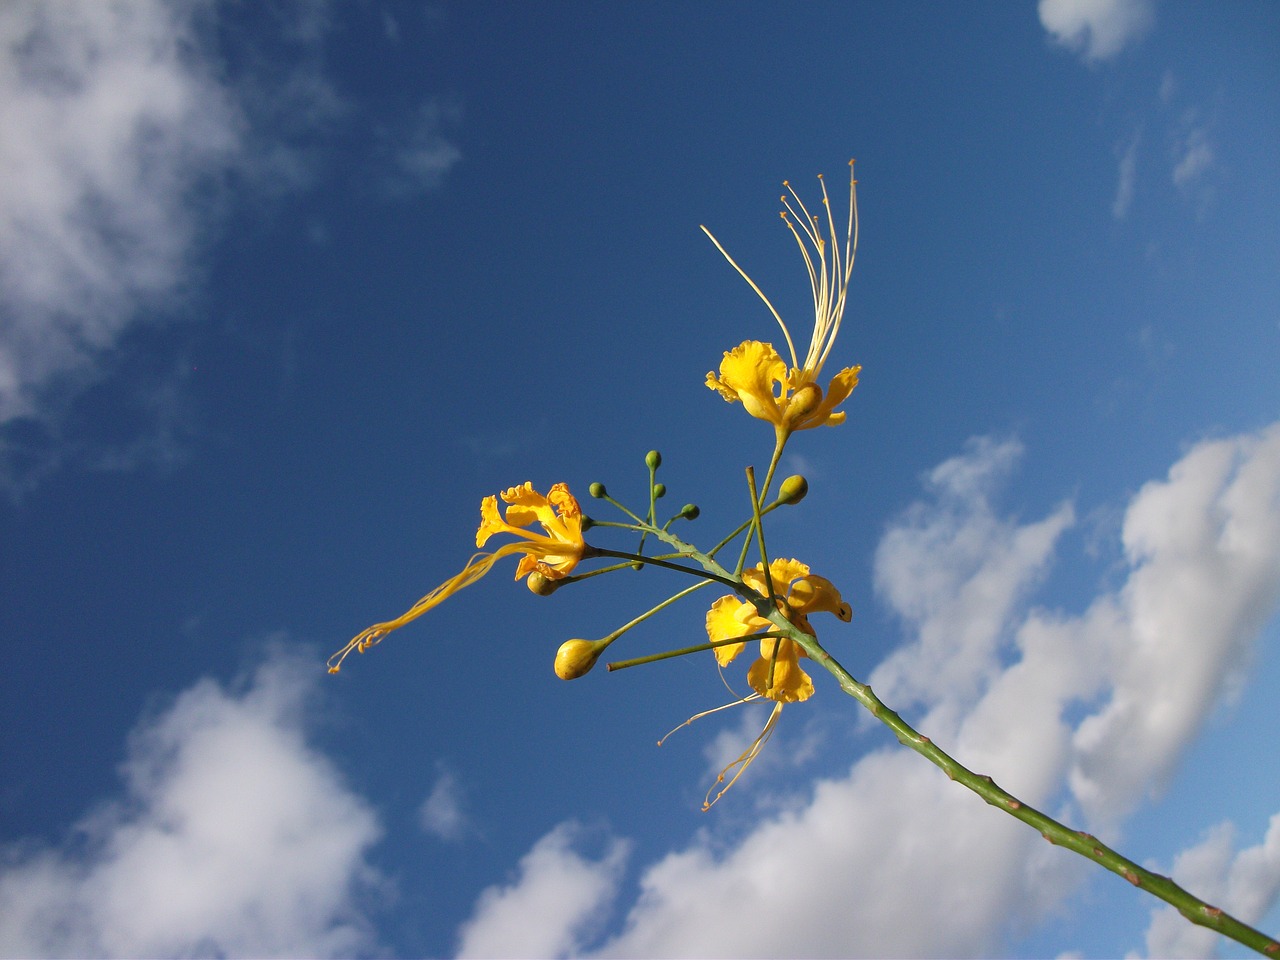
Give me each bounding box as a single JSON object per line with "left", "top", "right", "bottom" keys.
{"left": 1, "top": 1, "right": 1279, "bottom": 957}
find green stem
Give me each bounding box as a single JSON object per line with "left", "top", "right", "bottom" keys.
{"left": 607, "top": 631, "right": 784, "bottom": 671}
{"left": 589, "top": 547, "right": 740, "bottom": 591}
{"left": 733, "top": 436, "right": 787, "bottom": 574}
{"left": 599, "top": 580, "right": 713, "bottom": 648}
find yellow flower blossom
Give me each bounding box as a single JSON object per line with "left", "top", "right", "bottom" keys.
{"left": 328, "top": 482, "right": 585, "bottom": 673}
{"left": 706, "top": 558, "right": 851, "bottom": 700}
{"left": 698, "top": 558, "right": 851, "bottom": 807}
{"left": 704, "top": 162, "right": 861, "bottom": 438}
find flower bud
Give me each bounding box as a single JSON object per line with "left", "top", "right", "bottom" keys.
{"left": 526, "top": 572, "right": 558, "bottom": 596}
{"left": 786, "top": 382, "right": 823, "bottom": 421}
{"left": 680, "top": 503, "right": 700, "bottom": 520}
{"left": 554, "top": 639, "right": 602, "bottom": 680}
{"left": 645, "top": 450, "right": 662, "bottom": 470}
{"left": 653, "top": 482, "right": 667, "bottom": 498}
{"left": 779, "top": 475, "right": 809, "bottom": 504}
{"left": 589, "top": 482, "right": 607, "bottom": 498}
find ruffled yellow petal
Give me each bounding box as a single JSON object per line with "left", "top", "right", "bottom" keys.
{"left": 706, "top": 595, "right": 768, "bottom": 666}
{"left": 747, "top": 638, "right": 814, "bottom": 703}
{"left": 475, "top": 481, "right": 585, "bottom": 580}
{"left": 742, "top": 558, "right": 810, "bottom": 598}
{"left": 705, "top": 341, "right": 788, "bottom": 426}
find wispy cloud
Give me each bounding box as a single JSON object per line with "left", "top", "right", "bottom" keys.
{"left": 1171, "top": 121, "right": 1215, "bottom": 191}
{"left": 1113, "top": 129, "right": 1141, "bottom": 220}
{"left": 420, "top": 763, "right": 471, "bottom": 843}
{"left": 0, "top": 649, "right": 385, "bottom": 958}
{"left": 457, "top": 423, "right": 1280, "bottom": 957}
{"left": 1038, "top": 0, "right": 1155, "bottom": 63}
{"left": 374, "top": 98, "right": 463, "bottom": 199}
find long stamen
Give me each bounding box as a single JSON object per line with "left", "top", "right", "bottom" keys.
{"left": 815, "top": 160, "right": 858, "bottom": 374}
{"left": 657, "top": 693, "right": 762, "bottom": 747}
{"left": 701, "top": 224, "right": 800, "bottom": 370}
{"left": 703, "top": 701, "right": 784, "bottom": 810}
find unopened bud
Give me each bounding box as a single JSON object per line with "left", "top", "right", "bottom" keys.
{"left": 779, "top": 475, "right": 809, "bottom": 504}
{"left": 653, "top": 482, "right": 667, "bottom": 498}
{"left": 786, "top": 382, "right": 823, "bottom": 420}
{"left": 527, "top": 572, "right": 559, "bottom": 596}
{"left": 588, "top": 482, "right": 607, "bottom": 499}
{"left": 645, "top": 450, "right": 662, "bottom": 470}
{"left": 680, "top": 503, "right": 700, "bottom": 520}
{"left": 554, "top": 639, "right": 602, "bottom": 680}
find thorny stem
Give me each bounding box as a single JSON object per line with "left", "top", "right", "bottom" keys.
{"left": 632, "top": 519, "right": 1279, "bottom": 957}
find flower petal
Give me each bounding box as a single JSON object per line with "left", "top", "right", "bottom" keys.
{"left": 706, "top": 341, "right": 788, "bottom": 426}
{"left": 706, "top": 595, "right": 754, "bottom": 666}
{"left": 788, "top": 575, "right": 853, "bottom": 621}
{"left": 747, "top": 638, "right": 814, "bottom": 703}
{"left": 792, "top": 365, "right": 861, "bottom": 431}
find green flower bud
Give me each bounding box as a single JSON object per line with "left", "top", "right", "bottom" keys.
{"left": 588, "top": 482, "right": 607, "bottom": 498}
{"left": 645, "top": 450, "right": 662, "bottom": 470}
{"left": 680, "top": 503, "right": 700, "bottom": 520}
{"left": 653, "top": 482, "right": 667, "bottom": 498}
{"left": 779, "top": 475, "right": 809, "bottom": 504}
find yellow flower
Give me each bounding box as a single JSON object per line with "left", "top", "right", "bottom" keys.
{"left": 705, "top": 558, "right": 851, "bottom": 702}
{"left": 328, "top": 482, "right": 585, "bottom": 673}
{"left": 704, "top": 162, "right": 862, "bottom": 437}
{"left": 697, "top": 559, "right": 851, "bottom": 808}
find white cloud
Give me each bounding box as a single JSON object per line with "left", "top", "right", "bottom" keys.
{"left": 1171, "top": 125, "right": 1214, "bottom": 190}
{"left": 0, "top": 2, "right": 349, "bottom": 495}
{"left": 869, "top": 436, "right": 1074, "bottom": 728}
{"left": 1113, "top": 130, "right": 1141, "bottom": 220}
{"left": 1038, "top": 0, "right": 1155, "bottom": 62}
{"left": 420, "top": 764, "right": 469, "bottom": 842}
{"left": 1143, "top": 815, "right": 1280, "bottom": 958}
{"left": 0, "top": 651, "right": 385, "bottom": 958}
{"left": 1069, "top": 425, "right": 1280, "bottom": 823}
{"left": 457, "top": 424, "right": 1280, "bottom": 957}
{"left": 454, "top": 822, "right": 629, "bottom": 959}
{"left": 0, "top": 1, "right": 241, "bottom": 425}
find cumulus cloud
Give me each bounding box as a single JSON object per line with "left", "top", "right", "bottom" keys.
{"left": 455, "top": 424, "right": 1280, "bottom": 957}
{"left": 1038, "top": 0, "right": 1155, "bottom": 62}
{"left": 0, "top": 651, "right": 385, "bottom": 958}
{"left": 1068, "top": 425, "right": 1280, "bottom": 823}
{"left": 0, "top": 1, "right": 241, "bottom": 425}
{"left": 454, "top": 823, "right": 629, "bottom": 959}
{"left": 1143, "top": 815, "right": 1280, "bottom": 958}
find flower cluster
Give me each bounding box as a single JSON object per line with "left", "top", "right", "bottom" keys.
{"left": 333, "top": 164, "right": 862, "bottom": 806}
